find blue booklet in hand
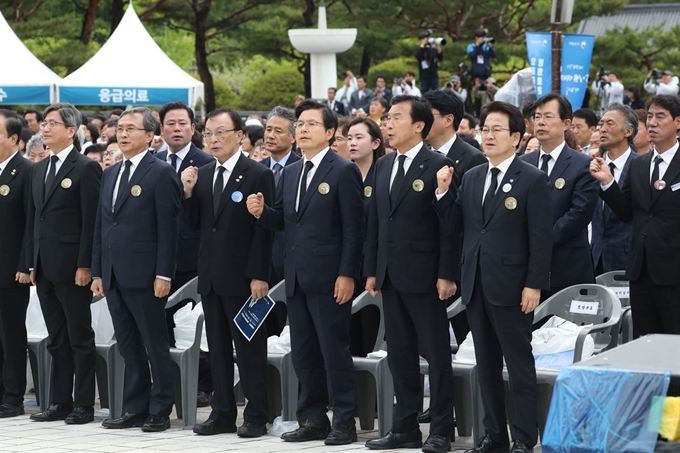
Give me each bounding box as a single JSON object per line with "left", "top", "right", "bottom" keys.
{"left": 234, "top": 295, "right": 276, "bottom": 342}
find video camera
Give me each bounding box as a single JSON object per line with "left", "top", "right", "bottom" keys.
{"left": 476, "top": 29, "right": 495, "bottom": 45}
{"left": 418, "top": 29, "right": 447, "bottom": 46}
{"left": 651, "top": 68, "right": 661, "bottom": 80}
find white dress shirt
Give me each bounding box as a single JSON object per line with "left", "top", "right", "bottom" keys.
{"left": 0, "top": 151, "right": 18, "bottom": 175}
{"left": 390, "top": 142, "right": 423, "bottom": 189}
{"left": 269, "top": 150, "right": 293, "bottom": 170}
{"left": 437, "top": 134, "right": 458, "bottom": 154}
{"left": 45, "top": 145, "right": 74, "bottom": 181}
{"left": 212, "top": 151, "right": 240, "bottom": 192}
{"left": 605, "top": 148, "right": 632, "bottom": 184}
{"left": 482, "top": 154, "right": 515, "bottom": 205}
{"left": 296, "top": 147, "right": 330, "bottom": 211}
{"left": 538, "top": 141, "right": 566, "bottom": 176}
{"left": 166, "top": 143, "right": 191, "bottom": 172}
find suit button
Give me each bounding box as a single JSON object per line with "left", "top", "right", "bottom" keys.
{"left": 481, "top": 229, "right": 485, "bottom": 234}
{"left": 474, "top": 251, "right": 478, "bottom": 257}
{"left": 292, "top": 246, "right": 295, "bottom": 251}
{"left": 649, "top": 213, "right": 654, "bottom": 218}
{"left": 642, "top": 233, "right": 646, "bottom": 238}
{"left": 108, "top": 244, "right": 112, "bottom": 249}
{"left": 40, "top": 217, "right": 44, "bottom": 221}
{"left": 113, "top": 222, "right": 117, "bottom": 226}
{"left": 389, "top": 217, "right": 393, "bottom": 221}
{"left": 212, "top": 228, "right": 217, "bottom": 233}
{"left": 296, "top": 223, "right": 300, "bottom": 227}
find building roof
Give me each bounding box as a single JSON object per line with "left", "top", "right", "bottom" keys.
{"left": 577, "top": 3, "right": 680, "bottom": 37}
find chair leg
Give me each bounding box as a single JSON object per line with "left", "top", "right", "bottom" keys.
{"left": 180, "top": 354, "right": 200, "bottom": 430}
{"left": 172, "top": 363, "right": 183, "bottom": 420}
{"left": 470, "top": 368, "right": 486, "bottom": 444}
{"left": 267, "top": 365, "right": 282, "bottom": 423}
{"left": 282, "top": 354, "right": 298, "bottom": 422}
{"left": 356, "top": 371, "right": 376, "bottom": 431}
{"left": 38, "top": 339, "right": 52, "bottom": 412}
{"left": 376, "top": 359, "right": 394, "bottom": 438}
{"left": 109, "top": 345, "right": 125, "bottom": 419}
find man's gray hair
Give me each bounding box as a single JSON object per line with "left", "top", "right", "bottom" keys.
{"left": 26, "top": 133, "right": 44, "bottom": 152}
{"left": 605, "top": 103, "right": 638, "bottom": 149}
{"left": 43, "top": 103, "right": 81, "bottom": 128}
{"left": 267, "top": 106, "right": 296, "bottom": 136}
{"left": 119, "top": 107, "right": 158, "bottom": 132}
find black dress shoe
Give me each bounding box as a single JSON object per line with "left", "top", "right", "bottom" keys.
{"left": 509, "top": 440, "right": 533, "bottom": 453}
{"left": 366, "top": 428, "right": 423, "bottom": 450}
{"left": 142, "top": 415, "right": 171, "bottom": 432}
{"left": 30, "top": 404, "right": 73, "bottom": 422}
{"left": 102, "top": 412, "right": 149, "bottom": 429}
{"left": 325, "top": 426, "right": 357, "bottom": 445}
{"left": 463, "top": 434, "right": 510, "bottom": 453}
{"left": 422, "top": 434, "right": 451, "bottom": 453}
{"left": 281, "top": 424, "right": 331, "bottom": 442}
{"left": 237, "top": 421, "right": 267, "bottom": 438}
{"left": 193, "top": 418, "right": 237, "bottom": 435}
{"left": 0, "top": 403, "right": 24, "bottom": 418}
{"left": 65, "top": 406, "right": 94, "bottom": 425}
{"left": 197, "top": 391, "right": 212, "bottom": 408}
{"left": 417, "top": 409, "right": 431, "bottom": 423}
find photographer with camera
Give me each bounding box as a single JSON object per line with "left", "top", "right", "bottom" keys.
{"left": 392, "top": 70, "right": 422, "bottom": 97}
{"left": 415, "top": 30, "right": 444, "bottom": 93}
{"left": 591, "top": 67, "right": 624, "bottom": 115}
{"left": 644, "top": 69, "right": 679, "bottom": 95}
{"left": 466, "top": 29, "right": 496, "bottom": 81}
{"left": 444, "top": 75, "right": 468, "bottom": 103}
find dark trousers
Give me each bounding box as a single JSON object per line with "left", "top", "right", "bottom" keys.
{"left": 36, "top": 270, "right": 95, "bottom": 407}
{"left": 203, "top": 292, "right": 268, "bottom": 425}
{"left": 630, "top": 259, "right": 680, "bottom": 338}
{"left": 287, "top": 280, "right": 356, "bottom": 428}
{"left": 420, "top": 77, "right": 440, "bottom": 93}
{"left": 382, "top": 277, "right": 454, "bottom": 436}
{"left": 466, "top": 271, "right": 537, "bottom": 447}
{"left": 106, "top": 275, "right": 174, "bottom": 417}
{"left": 0, "top": 284, "right": 30, "bottom": 405}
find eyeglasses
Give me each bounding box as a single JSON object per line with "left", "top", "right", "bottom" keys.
{"left": 480, "top": 126, "right": 512, "bottom": 135}
{"left": 294, "top": 120, "right": 324, "bottom": 129}
{"left": 116, "top": 127, "right": 146, "bottom": 134}
{"left": 40, "top": 120, "right": 66, "bottom": 130}
{"left": 203, "top": 129, "right": 236, "bottom": 140}
{"left": 532, "top": 114, "right": 558, "bottom": 122}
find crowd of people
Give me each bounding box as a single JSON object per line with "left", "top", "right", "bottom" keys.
{"left": 0, "top": 84, "right": 678, "bottom": 453}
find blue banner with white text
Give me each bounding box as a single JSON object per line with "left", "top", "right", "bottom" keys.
{"left": 526, "top": 32, "right": 552, "bottom": 99}
{"left": 561, "top": 34, "right": 595, "bottom": 109}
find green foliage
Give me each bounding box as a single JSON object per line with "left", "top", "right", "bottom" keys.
{"left": 367, "top": 57, "right": 414, "bottom": 84}
{"left": 236, "top": 65, "right": 304, "bottom": 110}
{"left": 213, "top": 77, "right": 239, "bottom": 109}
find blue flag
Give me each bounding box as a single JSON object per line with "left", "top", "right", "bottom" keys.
{"left": 561, "top": 34, "right": 595, "bottom": 109}
{"left": 526, "top": 32, "right": 552, "bottom": 99}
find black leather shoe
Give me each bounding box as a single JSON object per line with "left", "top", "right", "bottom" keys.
{"left": 142, "top": 415, "right": 171, "bottom": 432}
{"left": 0, "top": 403, "right": 24, "bottom": 418}
{"left": 30, "top": 404, "right": 73, "bottom": 422}
{"left": 417, "top": 409, "right": 431, "bottom": 423}
{"left": 237, "top": 421, "right": 267, "bottom": 438}
{"left": 197, "top": 391, "right": 212, "bottom": 408}
{"left": 102, "top": 412, "right": 149, "bottom": 429}
{"left": 325, "top": 426, "right": 357, "bottom": 445}
{"left": 463, "top": 435, "right": 510, "bottom": 453}
{"left": 64, "top": 406, "right": 94, "bottom": 425}
{"left": 281, "top": 424, "right": 331, "bottom": 442}
{"left": 422, "top": 434, "right": 451, "bottom": 453}
{"left": 366, "top": 428, "right": 423, "bottom": 450}
{"left": 193, "top": 418, "right": 237, "bottom": 435}
{"left": 509, "top": 440, "right": 533, "bottom": 453}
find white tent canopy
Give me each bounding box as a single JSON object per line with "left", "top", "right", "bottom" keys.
{"left": 58, "top": 4, "right": 203, "bottom": 108}
{"left": 0, "top": 11, "right": 62, "bottom": 105}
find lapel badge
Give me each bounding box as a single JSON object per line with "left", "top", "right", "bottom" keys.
{"left": 0, "top": 185, "right": 9, "bottom": 196}
{"left": 654, "top": 180, "right": 666, "bottom": 191}
{"left": 502, "top": 183, "right": 512, "bottom": 193}
{"left": 412, "top": 179, "right": 425, "bottom": 192}
{"left": 61, "top": 178, "right": 72, "bottom": 189}
{"left": 231, "top": 191, "right": 244, "bottom": 203}
{"left": 505, "top": 197, "right": 517, "bottom": 210}
{"left": 10, "top": 169, "right": 16, "bottom": 176}
{"left": 364, "top": 186, "right": 373, "bottom": 198}
{"left": 419, "top": 165, "right": 424, "bottom": 169}
{"left": 554, "top": 177, "right": 566, "bottom": 190}
{"left": 131, "top": 185, "right": 142, "bottom": 197}
{"left": 235, "top": 175, "right": 243, "bottom": 182}
{"left": 318, "top": 182, "right": 330, "bottom": 195}
{"left": 455, "top": 160, "right": 460, "bottom": 164}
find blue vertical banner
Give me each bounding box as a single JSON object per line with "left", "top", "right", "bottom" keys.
{"left": 561, "top": 34, "right": 595, "bottom": 109}
{"left": 526, "top": 32, "right": 552, "bottom": 99}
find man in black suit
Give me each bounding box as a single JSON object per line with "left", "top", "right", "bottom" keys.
{"left": 0, "top": 110, "right": 32, "bottom": 418}
{"left": 349, "top": 76, "right": 374, "bottom": 117}
{"left": 28, "top": 103, "right": 101, "bottom": 425}
{"left": 521, "top": 93, "right": 598, "bottom": 299}
{"left": 591, "top": 94, "right": 680, "bottom": 337}
{"left": 247, "top": 99, "right": 364, "bottom": 445}
{"left": 91, "top": 108, "right": 180, "bottom": 432}
{"left": 437, "top": 101, "right": 553, "bottom": 453}
{"left": 363, "top": 95, "right": 456, "bottom": 453}
{"left": 182, "top": 107, "right": 274, "bottom": 437}
{"left": 325, "top": 88, "right": 346, "bottom": 117}
{"left": 590, "top": 104, "right": 637, "bottom": 274}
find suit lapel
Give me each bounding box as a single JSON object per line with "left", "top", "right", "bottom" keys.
{"left": 637, "top": 152, "right": 653, "bottom": 207}
{"left": 548, "top": 147, "right": 571, "bottom": 186}
{"left": 391, "top": 146, "right": 429, "bottom": 214}
{"left": 448, "top": 139, "right": 465, "bottom": 167}
{"left": 33, "top": 158, "right": 48, "bottom": 208}
{"left": 179, "top": 146, "right": 199, "bottom": 174}
{"left": 0, "top": 153, "right": 23, "bottom": 186}
{"left": 44, "top": 149, "right": 78, "bottom": 206}
{"left": 484, "top": 157, "right": 522, "bottom": 226}
{"left": 472, "top": 164, "right": 488, "bottom": 224}
{"left": 298, "top": 151, "right": 334, "bottom": 218}
{"left": 652, "top": 144, "right": 680, "bottom": 206}
{"left": 215, "top": 155, "right": 248, "bottom": 221}
{"left": 115, "top": 153, "right": 154, "bottom": 214}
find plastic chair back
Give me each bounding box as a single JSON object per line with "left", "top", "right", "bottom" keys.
{"left": 351, "top": 291, "right": 385, "bottom": 352}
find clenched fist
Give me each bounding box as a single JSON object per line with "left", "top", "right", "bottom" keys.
{"left": 589, "top": 156, "right": 613, "bottom": 185}
{"left": 181, "top": 166, "right": 199, "bottom": 198}
{"left": 436, "top": 165, "right": 455, "bottom": 194}
{"left": 246, "top": 192, "right": 265, "bottom": 217}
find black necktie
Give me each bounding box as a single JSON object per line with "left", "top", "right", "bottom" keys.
{"left": 169, "top": 153, "right": 178, "bottom": 172}
{"left": 213, "top": 166, "right": 226, "bottom": 216}
{"left": 298, "top": 161, "right": 314, "bottom": 213}
{"left": 273, "top": 163, "right": 283, "bottom": 187}
{"left": 604, "top": 162, "right": 616, "bottom": 222}
{"left": 115, "top": 160, "right": 132, "bottom": 210}
{"left": 651, "top": 155, "right": 663, "bottom": 193}
{"left": 44, "top": 155, "right": 59, "bottom": 198}
{"left": 390, "top": 154, "right": 407, "bottom": 207}
{"left": 540, "top": 154, "right": 551, "bottom": 174}
{"left": 483, "top": 167, "right": 501, "bottom": 223}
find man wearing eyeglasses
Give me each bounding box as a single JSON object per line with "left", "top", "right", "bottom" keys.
{"left": 247, "top": 99, "right": 364, "bottom": 446}
{"left": 181, "top": 107, "right": 274, "bottom": 437}
{"left": 91, "top": 108, "right": 181, "bottom": 432}
{"left": 27, "top": 103, "right": 101, "bottom": 425}
{"left": 521, "top": 93, "right": 599, "bottom": 300}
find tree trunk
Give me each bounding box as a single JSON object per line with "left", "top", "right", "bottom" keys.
{"left": 359, "top": 47, "right": 371, "bottom": 78}
{"left": 79, "top": 0, "right": 100, "bottom": 44}
{"left": 301, "top": 0, "right": 315, "bottom": 99}
{"left": 303, "top": 55, "right": 311, "bottom": 98}
{"left": 111, "top": 0, "right": 125, "bottom": 33}
{"left": 194, "top": 3, "right": 215, "bottom": 112}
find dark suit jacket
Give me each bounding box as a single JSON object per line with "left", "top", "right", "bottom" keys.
{"left": 0, "top": 153, "right": 32, "bottom": 287}
{"left": 600, "top": 145, "right": 680, "bottom": 286}
{"left": 364, "top": 146, "right": 457, "bottom": 293}
{"left": 442, "top": 135, "right": 487, "bottom": 178}
{"left": 260, "top": 152, "right": 301, "bottom": 171}
{"left": 155, "top": 145, "right": 214, "bottom": 275}
{"left": 348, "top": 89, "right": 374, "bottom": 115}
{"left": 439, "top": 156, "right": 553, "bottom": 305}
{"left": 92, "top": 152, "right": 181, "bottom": 290}
{"left": 591, "top": 151, "right": 636, "bottom": 273}
{"left": 325, "top": 100, "right": 346, "bottom": 116}
{"left": 258, "top": 150, "right": 365, "bottom": 297}
{"left": 183, "top": 155, "right": 275, "bottom": 297}
{"left": 29, "top": 148, "right": 101, "bottom": 282}
{"left": 521, "top": 146, "right": 598, "bottom": 289}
